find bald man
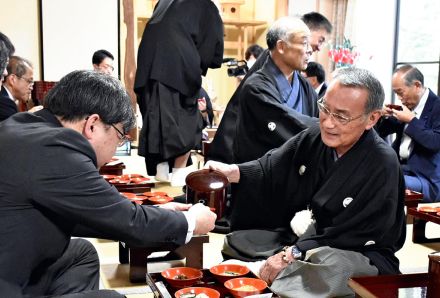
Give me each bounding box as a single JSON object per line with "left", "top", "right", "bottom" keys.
{"left": 233, "top": 16, "right": 318, "bottom": 163}
{"left": 208, "top": 12, "right": 332, "bottom": 164}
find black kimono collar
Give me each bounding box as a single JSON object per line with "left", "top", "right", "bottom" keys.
{"left": 149, "top": 0, "right": 175, "bottom": 24}
{"left": 312, "top": 129, "right": 375, "bottom": 208}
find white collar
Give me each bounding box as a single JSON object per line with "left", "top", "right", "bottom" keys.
{"left": 315, "top": 82, "right": 325, "bottom": 94}
{"left": 3, "top": 85, "right": 15, "bottom": 102}
{"left": 413, "top": 88, "right": 429, "bottom": 117}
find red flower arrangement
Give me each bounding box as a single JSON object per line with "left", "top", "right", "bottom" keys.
{"left": 328, "top": 37, "right": 359, "bottom": 68}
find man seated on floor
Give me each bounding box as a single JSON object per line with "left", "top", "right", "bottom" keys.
{"left": 376, "top": 64, "right": 440, "bottom": 202}
{"left": 0, "top": 70, "right": 216, "bottom": 297}
{"left": 206, "top": 67, "right": 406, "bottom": 297}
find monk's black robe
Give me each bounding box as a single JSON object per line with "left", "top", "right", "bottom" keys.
{"left": 207, "top": 50, "right": 270, "bottom": 163}
{"left": 134, "top": 0, "right": 223, "bottom": 169}
{"left": 232, "top": 124, "right": 406, "bottom": 274}
{"left": 233, "top": 58, "right": 318, "bottom": 163}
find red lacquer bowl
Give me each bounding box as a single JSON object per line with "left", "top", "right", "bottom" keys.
{"left": 161, "top": 267, "right": 203, "bottom": 288}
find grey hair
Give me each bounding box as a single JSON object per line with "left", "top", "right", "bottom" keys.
{"left": 394, "top": 64, "right": 424, "bottom": 87}
{"left": 5, "top": 56, "right": 33, "bottom": 78}
{"left": 266, "top": 16, "right": 307, "bottom": 50}
{"left": 332, "top": 67, "right": 385, "bottom": 113}
{"left": 44, "top": 70, "right": 136, "bottom": 133}
{"left": 0, "top": 41, "right": 8, "bottom": 76}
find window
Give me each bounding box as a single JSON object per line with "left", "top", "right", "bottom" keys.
{"left": 395, "top": 0, "right": 440, "bottom": 94}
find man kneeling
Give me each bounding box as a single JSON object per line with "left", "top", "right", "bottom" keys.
{"left": 206, "top": 67, "right": 406, "bottom": 297}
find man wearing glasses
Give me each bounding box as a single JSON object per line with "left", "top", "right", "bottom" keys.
{"left": 208, "top": 12, "right": 332, "bottom": 165}
{"left": 0, "top": 55, "right": 42, "bottom": 121}
{"left": 0, "top": 70, "right": 216, "bottom": 297}
{"left": 232, "top": 16, "right": 319, "bottom": 164}
{"left": 206, "top": 68, "right": 405, "bottom": 297}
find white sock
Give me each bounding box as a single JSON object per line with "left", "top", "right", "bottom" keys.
{"left": 170, "top": 166, "right": 194, "bottom": 187}
{"left": 155, "top": 162, "right": 170, "bottom": 182}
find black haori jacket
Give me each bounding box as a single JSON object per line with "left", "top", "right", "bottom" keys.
{"left": 232, "top": 124, "right": 406, "bottom": 274}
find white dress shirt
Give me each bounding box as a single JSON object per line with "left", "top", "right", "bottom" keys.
{"left": 399, "top": 88, "right": 429, "bottom": 159}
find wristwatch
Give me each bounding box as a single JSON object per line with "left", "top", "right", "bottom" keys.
{"left": 290, "top": 245, "right": 303, "bottom": 260}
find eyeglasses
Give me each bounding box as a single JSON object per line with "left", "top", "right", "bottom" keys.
{"left": 317, "top": 97, "right": 365, "bottom": 125}
{"left": 15, "top": 75, "right": 34, "bottom": 85}
{"left": 111, "top": 124, "right": 129, "bottom": 146}
{"left": 282, "top": 39, "right": 311, "bottom": 51}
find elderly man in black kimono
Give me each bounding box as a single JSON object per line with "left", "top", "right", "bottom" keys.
{"left": 232, "top": 16, "right": 319, "bottom": 163}
{"left": 134, "top": 0, "right": 224, "bottom": 186}
{"left": 208, "top": 12, "right": 332, "bottom": 164}
{"left": 206, "top": 67, "right": 406, "bottom": 297}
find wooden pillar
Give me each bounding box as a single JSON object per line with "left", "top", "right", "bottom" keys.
{"left": 122, "top": 0, "right": 138, "bottom": 141}
{"left": 275, "top": 0, "right": 289, "bottom": 18}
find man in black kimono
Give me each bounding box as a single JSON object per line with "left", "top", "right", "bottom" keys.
{"left": 207, "top": 12, "right": 332, "bottom": 164}
{"left": 134, "top": 0, "right": 224, "bottom": 186}
{"left": 233, "top": 17, "right": 319, "bottom": 163}
{"left": 206, "top": 67, "right": 406, "bottom": 297}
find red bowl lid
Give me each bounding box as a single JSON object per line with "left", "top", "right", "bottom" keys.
{"left": 120, "top": 173, "right": 144, "bottom": 179}
{"left": 148, "top": 195, "right": 173, "bottom": 204}
{"left": 129, "top": 177, "right": 151, "bottom": 184}
{"left": 120, "top": 192, "right": 137, "bottom": 199}
{"left": 143, "top": 191, "right": 168, "bottom": 197}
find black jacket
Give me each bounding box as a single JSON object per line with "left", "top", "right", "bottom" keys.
{"left": 233, "top": 125, "right": 406, "bottom": 274}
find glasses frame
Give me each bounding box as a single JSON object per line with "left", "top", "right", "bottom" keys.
{"left": 14, "top": 74, "right": 34, "bottom": 85}
{"left": 111, "top": 124, "right": 129, "bottom": 146}
{"left": 317, "top": 97, "right": 366, "bottom": 125}
{"left": 281, "top": 38, "right": 311, "bottom": 50}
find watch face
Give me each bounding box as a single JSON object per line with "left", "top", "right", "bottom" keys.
{"left": 291, "top": 246, "right": 302, "bottom": 259}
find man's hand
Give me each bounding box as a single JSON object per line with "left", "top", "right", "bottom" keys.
{"left": 187, "top": 203, "right": 217, "bottom": 235}
{"left": 204, "top": 160, "right": 240, "bottom": 183}
{"left": 198, "top": 97, "right": 207, "bottom": 112}
{"left": 159, "top": 202, "right": 192, "bottom": 211}
{"left": 384, "top": 104, "right": 415, "bottom": 123}
{"left": 259, "top": 250, "right": 291, "bottom": 285}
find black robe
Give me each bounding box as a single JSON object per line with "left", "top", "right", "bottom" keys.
{"left": 207, "top": 50, "right": 270, "bottom": 163}
{"left": 232, "top": 124, "right": 406, "bottom": 274}
{"left": 134, "top": 0, "right": 223, "bottom": 164}
{"left": 234, "top": 57, "right": 318, "bottom": 163}
{"left": 208, "top": 51, "right": 318, "bottom": 164}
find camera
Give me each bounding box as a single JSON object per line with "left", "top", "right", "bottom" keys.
{"left": 223, "top": 58, "right": 248, "bottom": 77}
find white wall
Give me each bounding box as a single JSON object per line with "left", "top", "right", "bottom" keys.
{"left": 41, "top": 0, "right": 119, "bottom": 81}
{"left": 346, "top": 0, "right": 397, "bottom": 103}
{"left": 0, "top": 0, "right": 41, "bottom": 79}
{"left": 289, "top": 0, "right": 397, "bottom": 103}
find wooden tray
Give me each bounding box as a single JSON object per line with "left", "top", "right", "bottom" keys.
{"left": 146, "top": 269, "right": 279, "bottom": 298}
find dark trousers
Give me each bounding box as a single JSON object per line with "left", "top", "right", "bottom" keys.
{"left": 23, "top": 238, "right": 124, "bottom": 298}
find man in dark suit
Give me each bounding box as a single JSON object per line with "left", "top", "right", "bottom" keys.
{"left": 303, "top": 61, "right": 327, "bottom": 98}
{"left": 1, "top": 56, "right": 42, "bottom": 118}
{"left": 377, "top": 65, "right": 440, "bottom": 202}
{"left": 0, "top": 33, "right": 17, "bottom": 122}
{"left": 0, "top": 70, "right": 216, "bottom": 297}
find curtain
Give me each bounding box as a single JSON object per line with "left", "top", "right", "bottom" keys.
{"left": 329, "top": 0, "right": 348, "bottom": 70}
